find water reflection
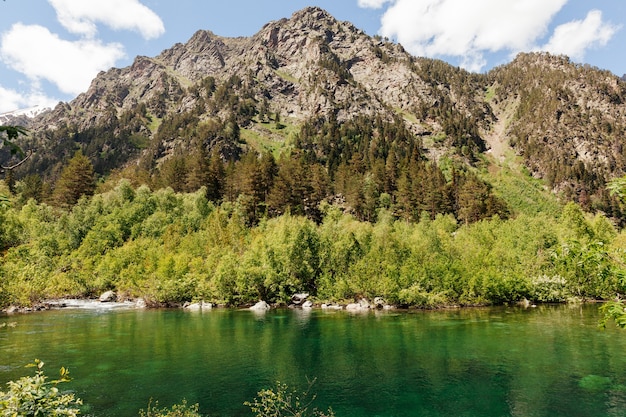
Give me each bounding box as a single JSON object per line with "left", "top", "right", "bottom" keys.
{"left": 1, "top": 305, "right": 625, "bottom": 417}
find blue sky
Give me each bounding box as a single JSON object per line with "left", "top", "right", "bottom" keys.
{"left": 0, "top": 0, "right": 624, "bottom": 113}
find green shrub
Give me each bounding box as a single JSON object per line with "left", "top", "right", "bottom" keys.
{"left": 0, "top": 359, "right": 82, "bottom": 416}
{"left": 245, "top": 381, "right": 334, "bottom": 417}
{"left": 139, "top": 399, "right": 201, "bottom": 417}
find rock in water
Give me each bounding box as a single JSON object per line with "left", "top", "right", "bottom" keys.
{"left": 250, "top": 301, "right": 270, "bottom": 311}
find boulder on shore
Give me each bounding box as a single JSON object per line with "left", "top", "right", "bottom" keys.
{"left": 184, "top": 301, "right": 213, "bottom": 311}
{"left": 99, "top": 291, "right": 117, "bottom": 302}
{"left": 250, "top": 300, "right": 271, "bottom": 311}
{"left": 291, "top": 293, "right": 309, "bottom": 305}
{"left": 346, "top": 298, "right": 371, "bottom": 312}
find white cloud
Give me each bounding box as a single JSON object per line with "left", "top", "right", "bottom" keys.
{"left": 374, "top": 0, "right": 569, "bottom": 72}
{"left": 360, "top": 0, "right": 621, "bottom": 72}
{"left": 0, "top": 85, "right": 28, "bottom": 113}
{"left": 48, "top": 0, "right": 165, "bottom": 39}
{"left": 1, "top": 23, "right": 125, "bottom": 95}
{"left": 542, "top": 10, "right": 620, "bottom": 60}
{"left": 357, "top": 0, "right": 392, "bottom": 9}
{"left": 0, "top": 84, "right": 59, "bottom": 114}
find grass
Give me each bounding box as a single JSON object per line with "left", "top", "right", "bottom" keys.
{"left": 484, "top": 163, "right": 562, "bottom": 218}
{"left": 240, "top": 118, "right": 300, "bottom": 158}
{"left": 147, "top": 113, "right": 162, "bottom": 134}
{"left": 394, "top": 107, "right": 419, "bottom": 124}
{"left": 484, "top": 85, "right": 496, "bottom": 102}
{"left": 274, "top": 69, "right": 299, "bottom": 84}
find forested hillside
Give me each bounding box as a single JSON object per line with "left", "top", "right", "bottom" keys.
{"left": 2, "top": 7, "right": 626, "bottom": 309}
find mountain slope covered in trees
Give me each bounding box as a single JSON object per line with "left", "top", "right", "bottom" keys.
{"left": 1, "top": 7, "right": 625, "bottom": 221}
{"left": 2, "top": 7, "right": 626, "bottom": 309}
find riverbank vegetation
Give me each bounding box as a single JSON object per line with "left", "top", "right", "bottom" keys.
{"left": 1, "top": 179, "right": 625, "bottom": 310}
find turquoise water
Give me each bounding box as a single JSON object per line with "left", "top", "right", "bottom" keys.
{"left": 1, "top": 304, "right": 626, "bottom": 416}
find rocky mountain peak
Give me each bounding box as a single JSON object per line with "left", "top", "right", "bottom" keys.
{"left": 288, "top": 6, "right": 338, "bottom": 29}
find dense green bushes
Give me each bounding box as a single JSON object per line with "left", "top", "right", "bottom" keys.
{"left": 1, "top": 182, "right": 625, "bottom": 309}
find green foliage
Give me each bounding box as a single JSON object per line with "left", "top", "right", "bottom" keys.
{"left": 0, "top": 125, "right": 28, "bottom": 157}
{"left": 139, "top": 399, "right": 201, "bottom": 417}
{"left": 0, "top": 359, "right": 82, "bottom": 416}
{"left": 2, "top": 179, "right": 625, "bottom": 308}
{"left": 51, "top": 150, "right": 96, "bottom": 208}
{"left": 245, "top": 381, "right": 334, "bottom": 417}
{"left": 600, "top": 300, "right": 626, "bottom": 328}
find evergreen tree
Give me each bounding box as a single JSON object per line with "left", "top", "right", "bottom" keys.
{"left": 185, "top": 140, "right": 210, "bottom": 192}
{"left": 52, "top": 150, "right": 96, "bottom": 208}
{"left": 206, "top": 147, "right": 225, "bottom": 202}
{"left": 158, "top": 154, "right": 188, "bottom": 192}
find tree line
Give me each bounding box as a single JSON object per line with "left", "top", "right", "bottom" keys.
{"left": 0, "top": 177, "right": 623, "bottom": 309}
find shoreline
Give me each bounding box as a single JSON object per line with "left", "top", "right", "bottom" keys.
{"left": 0, "top": 295, "right": 592, "bottom": 316}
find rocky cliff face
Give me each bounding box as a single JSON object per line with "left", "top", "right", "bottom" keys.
{"left": 33, "top": 7, "right": 479, "bottom": 136}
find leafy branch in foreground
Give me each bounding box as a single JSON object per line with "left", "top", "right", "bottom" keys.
{"left": 245, "top": 379, "right": 335, "bottom": 417}
{"left": 600, "top": 300, "right": 626, "bottom": 329}
{"left": 0, "top": 359, "right": 83, "bottom": 416}
{"left": 0, "top": 125, "right": 28, "bottom": 157}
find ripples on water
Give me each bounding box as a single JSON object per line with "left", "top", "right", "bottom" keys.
{"left": 1, "top": 304, "right": 625, "bottom": 417}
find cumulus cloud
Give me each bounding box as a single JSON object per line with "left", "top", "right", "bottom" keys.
{"left": 362, "top": 0, "right": 619, "bottom": 72}
{"left": 1, "top": 23, "right": 125, "bottom": 95}
{"left": 542, "top": 10, "right": 620, "bottom": 60}
{"left": 48, "top": 0, "right": 165, "bottom": 39}
{"left": 0, "top": 84, "right": 59, "bottom": 114}
{"left": 357, "top": 0, "right": 392, "bottom": 9}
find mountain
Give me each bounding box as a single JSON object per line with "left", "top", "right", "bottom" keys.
{"left": 4, "top": 7, "right": 626, "bottom": 220}
{"left": 489, "top": 53, "right": 626, "bottom": 210}
{"left": 0, "top": 106, "right": 51, "bottom": 126}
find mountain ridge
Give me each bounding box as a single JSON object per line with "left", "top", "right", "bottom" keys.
{"left": 3, "top": 6, "right": 626, "bottom": 220}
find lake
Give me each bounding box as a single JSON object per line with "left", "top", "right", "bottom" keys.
{"left": 1, "top": 304, "right": 626, "bottom": 416}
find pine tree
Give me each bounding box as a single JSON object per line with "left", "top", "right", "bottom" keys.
{"left": 206, "top": 147, "right": 225, "bottom": 202}
{"left": 185, "top": 140, "right": 210, "bottom": 192}
{"left": 52, "top": 150, "right": 96, "bottom": 208}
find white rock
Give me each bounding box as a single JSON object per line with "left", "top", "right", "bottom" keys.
{"left": 250, "top": 301, "right": 270, "bottom": 311}
{"left": 292, "top": 293, "right": 310, "bottom": 304}
{"left": 99, "top": 291, "right": 117, "bottom": 302}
